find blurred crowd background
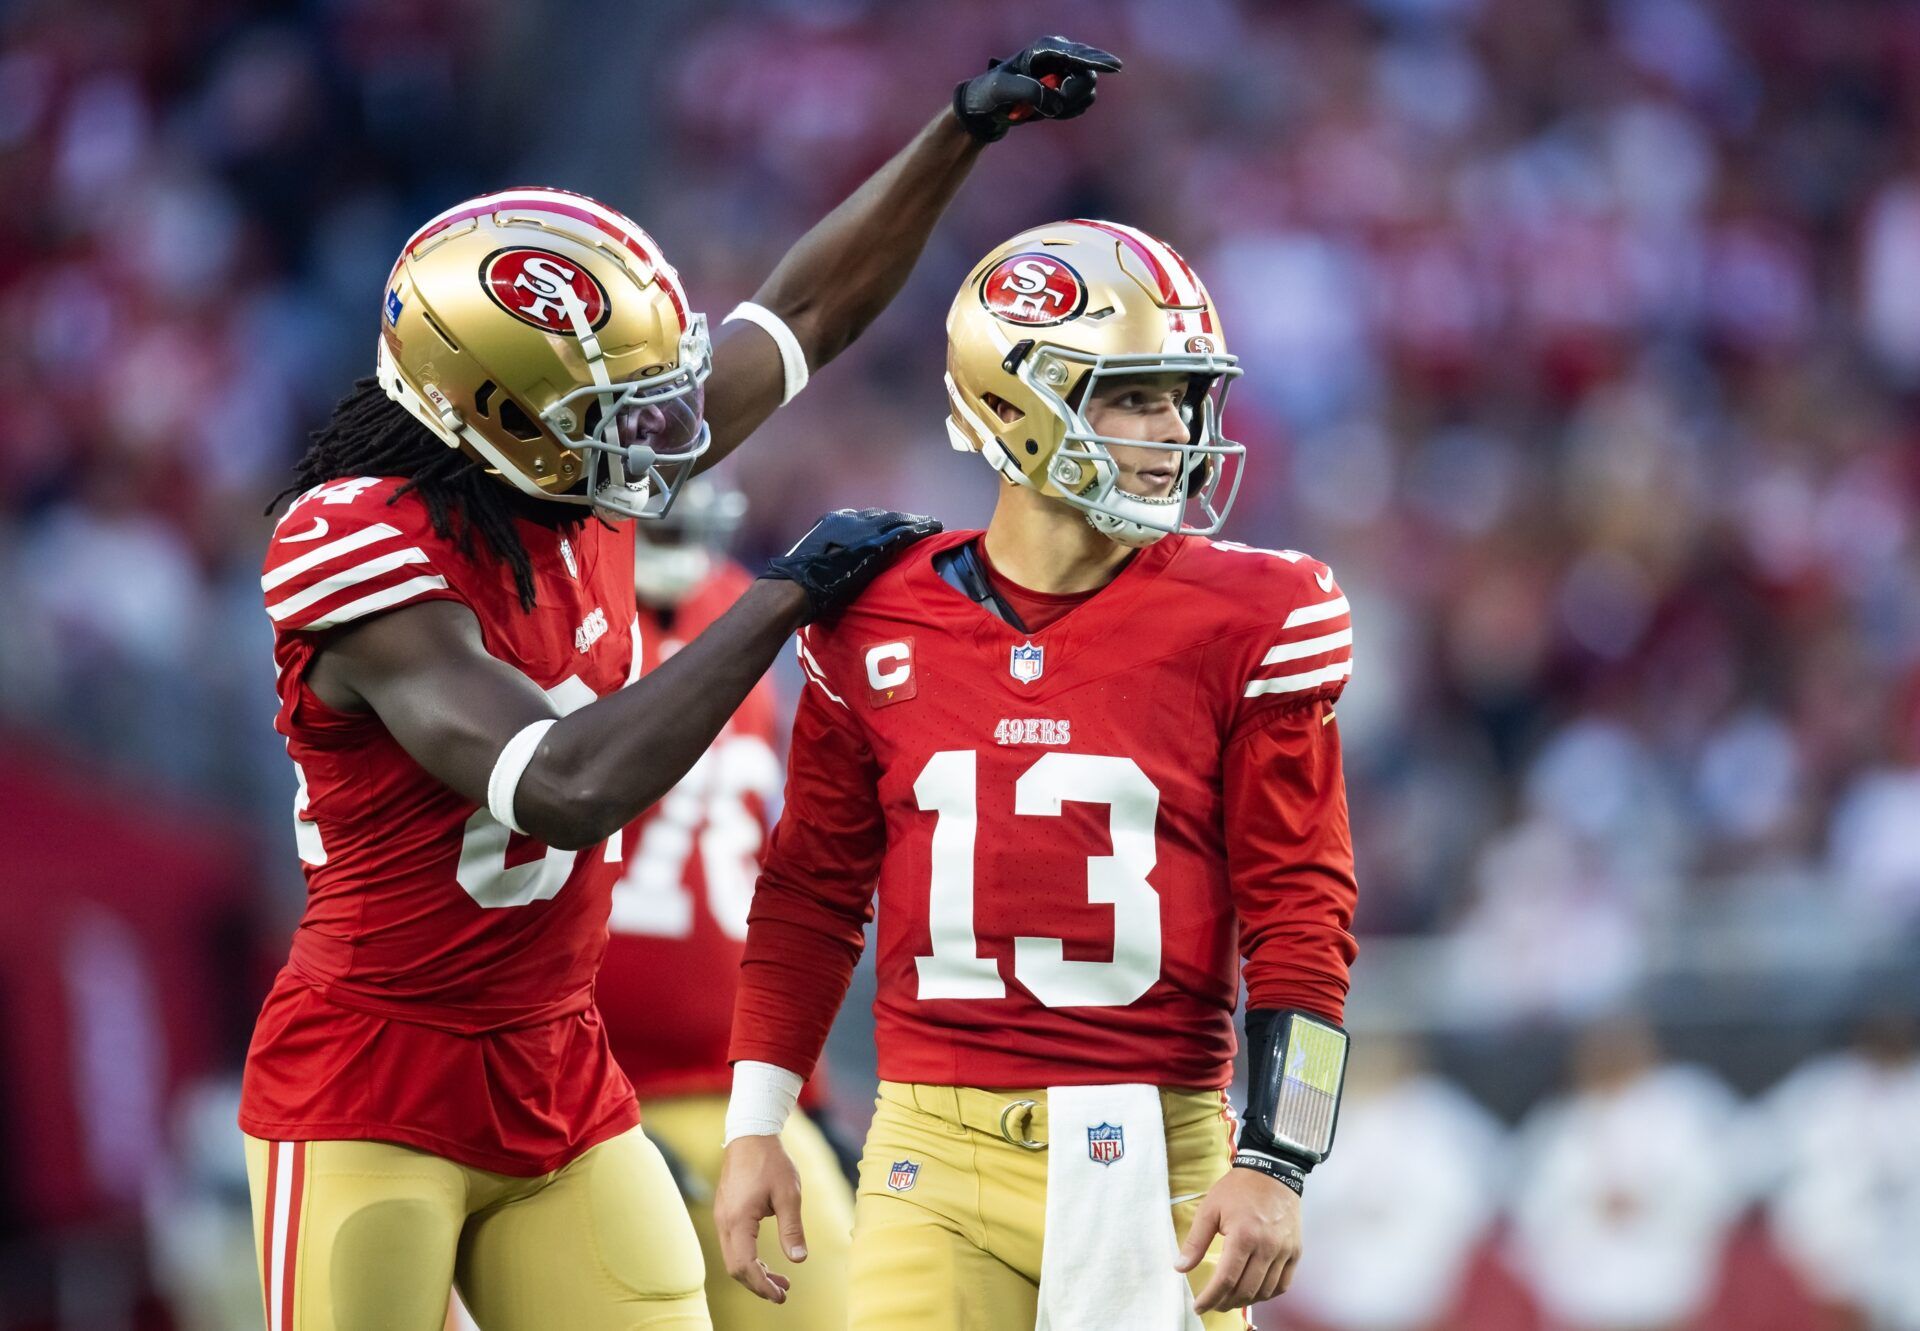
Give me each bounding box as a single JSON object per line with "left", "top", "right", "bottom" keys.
{"left": 1, "top": 0, "right": 1917, "bottom": 1327}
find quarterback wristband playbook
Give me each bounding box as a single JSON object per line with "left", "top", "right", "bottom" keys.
{"left": 723, "top": 302, "right": 809, "bottom": 405}
{"left": 1234, "top": 1010, "right": 1350, "bottom": 1194}
{"left": 487, "top": 718, "right": 557, "bottom": 836}
{"left": 724, "top": 1060, "right": 803, "bottom": 1145}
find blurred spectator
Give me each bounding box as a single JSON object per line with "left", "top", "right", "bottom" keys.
{"left": 1285, "top": 1036, "right": 1507, "bottom": 1331}
{"left": 1750, "top": 1015, "right": 1920, "bottom": 1331}
{"left": 1507, "top": 1020, "right": 1744, "bottom": 1331}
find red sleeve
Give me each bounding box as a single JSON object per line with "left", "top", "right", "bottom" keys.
{"left": 1220, "top": 557, "right": 1359, "bottom": 1022}
{"left": 262, "top": 476, "right": 461, "bottom": 633}
{"left": 1228, "top": 557, "right": 1352, "bottom": 740}
{"left": 727, "top": 656, "right": 887, "bottom": 1079}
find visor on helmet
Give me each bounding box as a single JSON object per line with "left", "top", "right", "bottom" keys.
{"left": 542, "top": 314, "right": 714, "bottom": 520}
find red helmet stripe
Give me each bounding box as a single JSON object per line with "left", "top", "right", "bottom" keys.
{"left": 1069, "top": 218, "right": 1214, "bottom": 333}
{"left": 400, "top": 188, "right": 689, "bottom": 330}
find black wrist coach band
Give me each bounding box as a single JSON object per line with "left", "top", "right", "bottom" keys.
{"left": 1241, "top": 1008, "right": 1350, "bottom": 1169}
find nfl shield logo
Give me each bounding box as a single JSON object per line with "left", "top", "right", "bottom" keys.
{"left": 1087, "top": 1123, "right": 1125, "bottom": 1166}
{"left": 1010, "top": 641, "right": 1045, "bottom": 684}
{"left": 385, "top": 288, "right": 404, "bottom": 325}
{"left": 886, "top": 1159, "right": 919, "bottom": 1192}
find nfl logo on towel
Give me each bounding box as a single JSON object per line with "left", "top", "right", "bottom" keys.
{"left": 1010, "top": 641, "right": 1045, "bottom": 683}
{"left": 1087, "top": 1123, "right": 1124, "bottom": 1166}
{"left": 886, "top": 1159, "right": 920, "bottom": 1192}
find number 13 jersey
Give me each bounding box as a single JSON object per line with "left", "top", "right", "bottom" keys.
{"left": 730, "top": 530, "right": 1360, "bottom": 1091}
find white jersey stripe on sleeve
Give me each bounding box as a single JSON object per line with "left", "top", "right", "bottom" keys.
{"left": 1261, "top": 628, "right": 1353, "bottom": 666}
{"left": 1244, "top": 660, "right": 1353, "bottom": 699}
{"left": 267, "top": 548, "right": 432, "bottom": 621}
{"left": 1283, "top": 594, "right": 1350, "bottom": 629}
{"left": 261, "top": 522, "right": 401, "bottom": 591}
{"left": 795, "top": 633, "right": 847, "bottom": 709}
{"left": 302, "top": 574, "right": 452, "bottom": 631}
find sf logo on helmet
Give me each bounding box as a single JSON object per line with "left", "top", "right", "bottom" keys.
{"left": 482, "top": 247, "right": 611, "bottom": 334}
{"left": 980, "top": 253, "right": 1087, "bottom": 327}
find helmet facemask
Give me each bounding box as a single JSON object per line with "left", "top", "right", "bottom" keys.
{"left": 1018, "top": 346, "right": 1244, "bottom": 548}
{"left": 540, "top": 313, "right": 713, "bottom": 521}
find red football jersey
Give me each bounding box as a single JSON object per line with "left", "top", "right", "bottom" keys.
{"left": 597, "top": 560, "right": 785, "bottom": 1100}
{"left": 240, "top": 474, "right": 644, "bottom": 1175}
{"left": 730, "top": 530, "right": 1359, "bottom": 1090}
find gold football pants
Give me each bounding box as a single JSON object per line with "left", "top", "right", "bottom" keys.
{"left": 244, "top": 1127, "right": 708, "bottom": 1330}
{"left": 849, "top": 1082, "right": 1250, "bottom": 1331}
{"left": 638, "top": 1094, "right": 855, "bottom": 1331}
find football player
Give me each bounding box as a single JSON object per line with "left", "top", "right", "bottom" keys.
{"left": 600, "top": 478, "right": 858, "bottom": 1331}
{"left": 242, "top": 38, "right": 1121, "bottom": 1331}
{"left": 714, "top": 220, "right": 1360, "bottom": 1328}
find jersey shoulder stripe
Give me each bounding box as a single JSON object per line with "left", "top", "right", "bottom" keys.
{"left": 262, "top": 476, "right": 460, "bottom": 633}
{"left": 1181, "top": 539, "right": 1354, "bottom": 706}
{"left": 794, "top": 627, "right": 848, "bottom": 708}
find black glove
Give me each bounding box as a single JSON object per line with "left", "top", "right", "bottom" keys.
{"left": 764, "top": 508, "right": 942, "bottom": 621}
{"left": 953, "top": 36, "right": 1123, "bottom": 143}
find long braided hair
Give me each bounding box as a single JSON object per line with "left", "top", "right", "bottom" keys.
{"left": 272, "top": 378, "right": 584, "bottom": 612}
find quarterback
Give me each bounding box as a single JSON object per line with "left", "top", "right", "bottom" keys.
{"left": 600, "top": 479, "right": 858, "bottom": 1331}
{"left": 714, "top": 220, "right": 1359, "bottom": 1329}
{"left": 242, "top": 38, "right": 1121, "bottom": 1331}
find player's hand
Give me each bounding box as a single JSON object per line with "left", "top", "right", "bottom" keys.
{"left": 762, "top": 508, "right": 941, "bottom": 622}
{"left": 1176, "top": 1166, "right": 1303, "bottom": 1314}
{"left": 953, "top": 36, "right": 1123, "bottom": 143}
{"left": 714, "top": 1134, "right": 808, "bottom": 1304}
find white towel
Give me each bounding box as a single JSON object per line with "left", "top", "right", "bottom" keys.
{"left": 1035, "top": 1084, "right": 1207, "bottom": 1331}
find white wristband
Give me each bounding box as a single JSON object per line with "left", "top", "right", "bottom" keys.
{"left": 724, "top": 301, "right": 810, "bottom": 404}
{"left": 487, "top": 718, "right": 557, "bottom": 835}
{"left": 723, "top": 1060, "right": 804, "bottom": 1145}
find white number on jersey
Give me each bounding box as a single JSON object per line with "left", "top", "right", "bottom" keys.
{"left": 456, "top": 674, "right": 601, "bottom": 908}
{"left": 913, "top": 750, "right": 1162, "bottom": 1008}
{"left": 608, "top": 733, "right": 781, "bottom": 939}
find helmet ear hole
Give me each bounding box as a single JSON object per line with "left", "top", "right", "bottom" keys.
{"left": 581, "top": 400, "right": 604, "bottom": 439}
{"left": 474, "top": 380, "right": 497, "bottom": 417}
{"left": 498, "top": 398, "right": 542, "bottom": 441}
{"left": 982, "top": 393, "right": 1024, "bottom": 425}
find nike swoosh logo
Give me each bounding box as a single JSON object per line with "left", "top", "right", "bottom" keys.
{"left": 282, "top": 518, "right": 330, "bottom": 543}
{"left": 1315, "top": 569, "right": 1334, "bottom": 592}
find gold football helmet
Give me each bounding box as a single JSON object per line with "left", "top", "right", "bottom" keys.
{"left": 945, "top": 219, "right": 1243, "bottom": 546}
{"left": 376, "top": 187, "right": 710, "bottom": 521}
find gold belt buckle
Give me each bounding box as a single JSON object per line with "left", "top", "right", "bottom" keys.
{"left": 998, "top": 1098, "right": 1046, "bottom": 1151}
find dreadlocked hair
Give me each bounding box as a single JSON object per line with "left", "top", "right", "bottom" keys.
{"left": 272, "top": 377, "right": 586, "bottom": 613}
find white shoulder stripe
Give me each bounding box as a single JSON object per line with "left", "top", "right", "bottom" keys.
{"left": 1283, "top": 594, "right": 1349, "bottom": 629}
{"left": 302, "top": 574, "right": 451, "bottom": 630}
{"left": 267, "top": 547, "right": 431, "bottom": 621}
{"left": 1244, "top": 659, "right": 1353, "bottom": 698}
{"left": 1261, "top": 628, "right": 1353, "bottom": 666}
{"left": 262, "top": 522, "right": 401, "bottom": 591}
{"left": 795, "top": 633, "right": 847, "bottom": 709}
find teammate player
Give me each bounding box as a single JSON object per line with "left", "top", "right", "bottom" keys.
{"left": 600, "top": 478, "right": 858, "bottom": 1331}
{"left": 243, "top": 39, "right": 1122, "bottom": 1331}
{"left": 714, "top": 220, "right": 1360, "bottom": 1328}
